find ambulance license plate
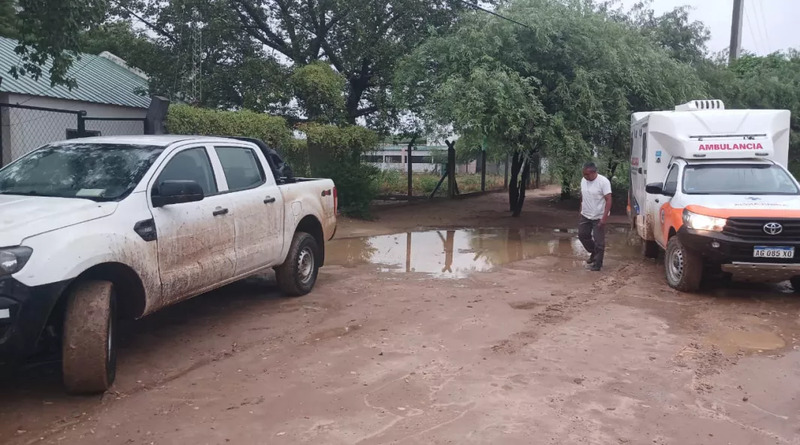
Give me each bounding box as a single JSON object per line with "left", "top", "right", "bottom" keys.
{"left": 753, "top": 246, "right": 794, "bottom": 259}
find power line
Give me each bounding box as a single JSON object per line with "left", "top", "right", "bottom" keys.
{"left": 743, "top": 7, "right": 762, "bottom": 54}
{"left": 456, "top": 0, "right": 532, "bottom": 30}
{"left": 754, "top": 0, "right": 772, "bottom": 52}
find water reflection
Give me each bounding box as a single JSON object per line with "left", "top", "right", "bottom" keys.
{"left": 327, "top": 228, "right": 632, "bottom": 278}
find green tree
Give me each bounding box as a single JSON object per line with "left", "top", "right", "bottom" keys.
{"left": 6, "top": 0, "right": 107, "bottom": 88}
{"left": 0, "top": 0, "right": 19, "bottom": 38}
{"left": 396, "top": 0, "right": 707, "bottom": 213}
{"left": 290, "top": 61, "right": 346, "bottom": 123}
{"left": 601, "top": 0, "right": 711, "bottom": 65}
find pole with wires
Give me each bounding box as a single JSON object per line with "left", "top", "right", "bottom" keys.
{"left": 729, "top": 0, "right": 744, "bottom": 63}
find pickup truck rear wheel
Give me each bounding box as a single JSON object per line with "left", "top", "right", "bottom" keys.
{"left": 276, "top": 232, "right": 320, "bottom": 297}
{"left": 62, "top": 280, "right": 117, "bottom": 394}
{"left": 665, "top": 237, "right": 703, "bottom": 292}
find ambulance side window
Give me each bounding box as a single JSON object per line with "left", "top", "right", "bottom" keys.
{"left": 663, "top": 165, "right": 679, "bottom": 195}
{"left": 641, "top": 131, "right": 648, "bottom": 164}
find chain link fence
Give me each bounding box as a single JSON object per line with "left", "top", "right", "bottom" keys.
{"left": 0, "top": 104, "right": 82, "bottom": 166}
{"left": 0, "top": 103, "right": 147, "bottom": 166}
{"left": 83, "top": 117, "right": 146, "bottom": 139}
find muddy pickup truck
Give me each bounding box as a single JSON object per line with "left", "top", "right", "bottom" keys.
{"left": 0, "top": 135, "right": 337, "bottom": 393}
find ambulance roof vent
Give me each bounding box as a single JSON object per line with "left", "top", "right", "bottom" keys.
{"left": 675, "top": 100, "right": 725, "bottom": 111}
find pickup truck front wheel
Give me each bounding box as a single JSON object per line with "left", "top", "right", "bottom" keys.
{"left": 276, "top": 232, "right": 320, "bottom": 297}
{"left": 62, "top": 280, "right": 117, "bottom": 394}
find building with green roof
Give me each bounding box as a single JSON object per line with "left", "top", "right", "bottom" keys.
{"left": 0, "top": 36, "right": 151, "bottom": 164}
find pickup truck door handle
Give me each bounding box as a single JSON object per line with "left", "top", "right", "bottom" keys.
{"left": 212, "top": 207, "right": 229, "bottom": 216}
{"left": 263, "top": 196, "right": 276, "bottom": 204}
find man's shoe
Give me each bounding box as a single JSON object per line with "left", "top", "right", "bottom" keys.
{"left": 590, "top": 264, "right": 602, "bottom": 272}
{"left": 586, "top": 255, "right": 596, "bottom": 265}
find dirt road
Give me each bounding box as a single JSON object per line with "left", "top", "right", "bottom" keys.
{"left": 2, "top": 191, "right": 800, "bottom": 444}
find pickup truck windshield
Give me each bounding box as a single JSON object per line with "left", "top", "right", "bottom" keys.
{"left": 0, "top": 143, "right": 164, "bottom": 201}
{"left": 683, "top": 164, "right": 800, "bottom": 195}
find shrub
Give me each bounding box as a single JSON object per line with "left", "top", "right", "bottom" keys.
{"left": 299, "top": 123, "right": 380, "bottom": 218}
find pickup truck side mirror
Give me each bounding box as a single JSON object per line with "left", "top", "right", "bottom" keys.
{"left": 645, "top": 182, "right": 664, "bottom": 195}
{"left": 152, "top": 180, "right": 205, "bottom": 208}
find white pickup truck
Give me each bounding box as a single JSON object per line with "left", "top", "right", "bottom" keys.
{"left": 0, "top": 135, "right": 337, "bottom": 393}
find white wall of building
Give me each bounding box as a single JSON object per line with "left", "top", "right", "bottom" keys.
{"left": 1, "top": 93, "right": 147, "bottom": 165}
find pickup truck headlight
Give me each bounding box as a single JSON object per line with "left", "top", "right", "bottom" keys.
{"left": 682, "top": 210, "right": 727, "bottom": 232}
{"left": 0, "top": 247, "right": 33, "bottom": 277}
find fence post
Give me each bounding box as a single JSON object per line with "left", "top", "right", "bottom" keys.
{"left": 77, "top": 111, "right": 87, "bottom": 137}
{"left": 407, "top": 137, "right": 416, "bottom": 199}
{"left": 145, "top": 96, "right": 170, "bottom": 135}
{"left": 446, "top": 140, "right": 457, "bottom": 199}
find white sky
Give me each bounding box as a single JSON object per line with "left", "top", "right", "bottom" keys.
{"left": 621, "top": 0, "right": 800, "bottom": 56}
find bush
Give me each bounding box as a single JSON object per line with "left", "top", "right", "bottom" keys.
{"left": 299, "top": 123, "right": 380, "bottom": 218}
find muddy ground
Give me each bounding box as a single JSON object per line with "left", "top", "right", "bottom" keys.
{"left": 2, "top": 189, "right": 800, "bottom": 445}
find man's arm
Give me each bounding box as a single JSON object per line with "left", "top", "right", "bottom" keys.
{"left": 601, "top": 193, "right": 612, "bottom": 225}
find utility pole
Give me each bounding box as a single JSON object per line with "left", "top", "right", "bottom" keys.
{"left": 729, "top": 0, "right": 744, "bottom": 63}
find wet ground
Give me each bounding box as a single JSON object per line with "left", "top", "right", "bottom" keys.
{"left": 2, "top": 191, "right": 800, "bottom": 444}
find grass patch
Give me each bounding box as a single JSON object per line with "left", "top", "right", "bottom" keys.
{"left": 377, "top": 170, "right": 505, "bottom": 196}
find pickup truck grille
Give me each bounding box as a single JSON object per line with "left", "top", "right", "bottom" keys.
{"left": 723, "top": 218, "right": 800, "bottom": 240}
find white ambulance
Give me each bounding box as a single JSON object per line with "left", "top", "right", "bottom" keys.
{"left": 628, "top": 100, "right": 797, "bottom": 292}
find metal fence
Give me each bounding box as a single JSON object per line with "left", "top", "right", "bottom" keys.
{"left": 0, "top": 103, "right": 147, "bottom": 166}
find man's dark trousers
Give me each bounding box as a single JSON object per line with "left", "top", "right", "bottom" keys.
{"left": 578, "top": 216, "right": 606, "bottom": 268}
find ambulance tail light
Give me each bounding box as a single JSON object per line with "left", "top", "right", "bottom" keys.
{"left": 333, "top": 186, "right": 339, "bottom": 215}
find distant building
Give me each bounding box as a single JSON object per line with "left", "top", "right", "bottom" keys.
{"left": 364, "top": 140, "right": 477, "bottom": 173}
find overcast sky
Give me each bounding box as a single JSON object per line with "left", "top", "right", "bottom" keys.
{"left": 620, "top": 0, "right": 800, "bottom": 56}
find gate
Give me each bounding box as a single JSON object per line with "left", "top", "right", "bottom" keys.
{"left": 0, "top": 103, "right": 147, "bottom": 166}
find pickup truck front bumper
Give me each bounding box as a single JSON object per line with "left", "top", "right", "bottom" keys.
{"left": 0, "top": 277, "right": 69, "bottom": 360}
{"left": 678, "top": 227, "right": 800, "bottom": 281}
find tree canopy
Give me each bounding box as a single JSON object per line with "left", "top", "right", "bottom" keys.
{"left": 395, "top": 0, "right": 707, "bottom": 196}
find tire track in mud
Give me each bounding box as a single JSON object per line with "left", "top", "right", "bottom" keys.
{"left": 489, "top": 262, "right": 643, "bottom": 355}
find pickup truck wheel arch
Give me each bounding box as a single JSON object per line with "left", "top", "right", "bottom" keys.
{"left": 295, "top": 216, "right": 325, "bottom": 267}
{"left": 67, "top": 263, "right": 147, "bottom": 321}
{"left": 38, "top": 263, "right": 146, "bottom": 359}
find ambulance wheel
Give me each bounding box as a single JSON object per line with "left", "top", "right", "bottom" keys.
{"left": 665, "top": 237, "right": 702, "bottom": 292}
{"left": 790, "top": 276, "right": 800, "bottom": 293}
{"left": 641, "top": 239, "right": 659, "bottom": 259}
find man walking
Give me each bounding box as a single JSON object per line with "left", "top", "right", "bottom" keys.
{"left": 579, "top": 162, "right": 612, "bottom": 271}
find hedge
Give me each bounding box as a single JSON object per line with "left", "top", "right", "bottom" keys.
{"left": 165, "top": 104, "right": 293, "bottom": 150}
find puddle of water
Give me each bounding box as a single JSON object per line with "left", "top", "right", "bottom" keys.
{"left": 327, "top": 228, "right": 637, "bottom": 278}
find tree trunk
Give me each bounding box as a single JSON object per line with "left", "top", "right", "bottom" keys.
{"left": 509, "top": 152, "right": 522, "bottom": 212}
{"left": 512, "top": 157, "right": 531, "bottom": 217}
